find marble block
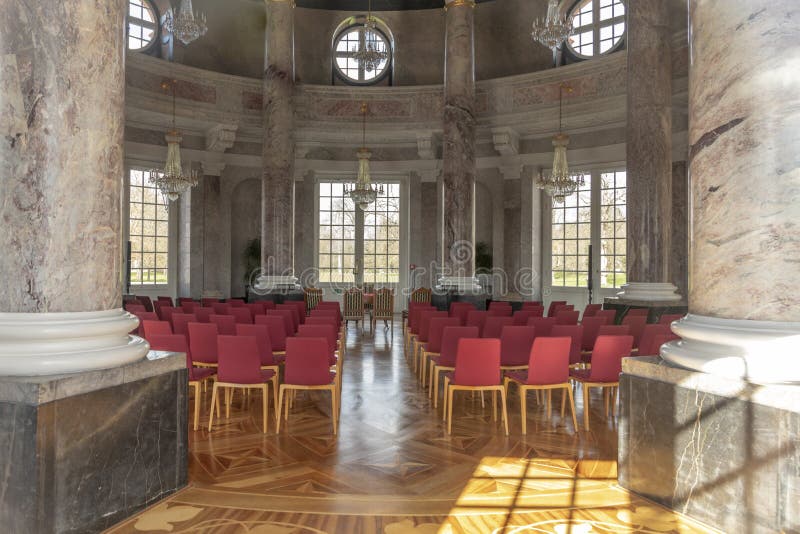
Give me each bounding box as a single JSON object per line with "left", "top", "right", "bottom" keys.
{"left": 619, "top": 357, "right": 800, "bottom": 534}
{"left": 0, "top": 352, "right": 188, "bottom": 534}
{"left": 431, "top": 291, "right": 490, "bottom": 312}
{"left": 247, "top": 287, "right": 305, "bottom": 305}
{"left": 603, "top": 297, "right": 687, "bottom": 323}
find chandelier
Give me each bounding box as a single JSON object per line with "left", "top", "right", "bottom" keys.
{"left": 345, "top": 103, "right": 384, "bottom": 210}
{"left": 352, "top": 0, "right": 388, "bottom": 73}
{"left": 535, "top": 83, "right": 585, "bottom": 203}
{"left": 164, "top": 0, "right": 208, "bottom": 46}
{"left": 148, "top": 81, "right": 199, "bottom": 207}
{"left": 531, "top": 0, "right": 574, "bottom": 50}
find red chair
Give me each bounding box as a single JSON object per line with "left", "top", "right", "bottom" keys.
{"left": 487, "top": 305, "right": 513, "bottom": 317}
{"left": 513, "top": 310, "right": 541, "bottom": 326}
{"left": 621, "top": 314, "right": 647, "bottom": 348}
{"left": 188, "top": 322, "right": 219, "bottom": 367}
{"left": 547, "top": 301, "right": 567, "bottom": 317}
{"left": 297, "top": 324, "right": 339, "bottom": 366}
{"left": 430, "top": 326, "right": 480, "bottom": 410}
{"left": 499, "top": 326, "right": 537, "bottom": 370}
{"left": 521, "top": 301, "right": 542, "bottom": 308}
{"left": 581, "top": 325, "right": 629, "bottom": 365}
{"left": 551, "top": 304, "right": 575, "bottom": 317}
{"left": 306, "top": 316, "right": 338, "bottom": 329}
{"left": 276, "top": 304, "right": 300, "bottom": 332}
{"left": 210, "top": 314, "right": 237, "bottom": 335}
{"left": 637, "top": 324, "right": 672, "bottom": 356}
{"left": 171, "top": 313, "right": 197, "bottom": 337}
{"left": 421, "top": 317, "right": 461, "bottom": 390}
{"left": 208, "top": 335, "right": 277, "bottom": 433}
{"left": 141, "top": 320, "right": 172, "bottom": 340}
{"left": 212, "top": 302, "right": 232, "bottom": 315}
{"left": 659, "top": 313, "right": 684, "bottom": 325}
{"left": 254, "top": 315, "right": 288, "bottom": 355}
{"left": 520, "top": 304, "right": 545, "bottom": 317}
{"left": 652, "top": 332, "right": 680, "bottom": 351}
{"left": 482, "top": 317, "right": 514, "bottom": 339}
{"left": 235, "top": 324, "right": 279, "bottom": 371}
{"left": 132, "top": 311, "right": 159, "bottom": 336}
{"left": 277, "top": 337, "right": 339, "bottom": 434}
{"left": 201, "top": 297, "right": 221, "bottom": 307}
{"left": 580, "top": 316, "right": 610, "bottom": 352}
{"left": 157, "top": 296, "right": 174, "bottom": 307}
{"left": 555, "top": 310, "right": 580, "bottom": 325}
{"left": 626, "top": 308, "right": 649, "bottom": 317}
{"left": 230, "top": 307, "right": 253, "bottom": 325}
{"left": 465, "top": 310, "right": 489, "bottom": 337}
{"left": 286, "top": 300, "right": 307, "bottom": 324}
{"left": 527, "top": 316, "right": 557, "bottom": 337}
{"left": 449, "top": 302, "right": 475, "bottom": 325}
{"left": 595, "top": 309, "right": 617, "bottom": 324}
{"left": 504, "top": 336, "right": 577, "bottom": 433}
{"left": 227, "top": 298, "right": 246, "bottom": 308}
{"left": 550, "top": 325, "right": 584, "bottom": 367}
{"left": 582, "top": 303, "right": 602, "bottom": 318}
{"left": 570, "top": 335, "right": 633, "bottom": 430}
{"left": 413, "top": 311, "right": 449, "bottom": 375}
{"left": 177, "top": 297, "right": 195, "bottom": 305}
{"left": 406, "top": 304, "right": 434, "bottom": 352}
{"left": 181, "top": 301, "right": 198, "bottom": 313}
{"left": 125, "top": 303, "right": 146, "bottom": 314}
{"left": 267, "top": 309, "right": 296, "bottom": 336}
{"left": 149, "top": 334, "right": 216, "bottom": 431}
{"left": 156, "top": 305, "right": 179, "bottom": 325}
{"left": 194, "top": 306, "right": 214, "bottom": 323}
{"left": 245, "top": 302, "right": 266, "bottom": 318}
{"left": 136, "top": 295, "right": 154, "bottom": 312}
{"left": 443, "top": 338, "right": 508, "bottom": 435}
{"left": 262, "top": 300, "right": 277, "bottom": 311}
{"left": 488, "top": 301, "right": 512, "bottom": 312}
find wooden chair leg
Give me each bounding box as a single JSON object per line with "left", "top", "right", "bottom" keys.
{"left": 492, "top": 390, "right": 497, "bottom": 422}
{"left": 499, "top": 387, "right": 509, "bottom": 436}
{"left": 561, "top": 388, "right": 567, "bottom": 419}
{"left": 271, "top": 377, "right": 279, "bottom": 422}
{"left": 331, "top": 386, "right": 338, "bottom": 435}
{"left": 546, "top": 390, "right": 552, "bottom": 420}
{"left": 276, "top": 386, "right": 285, "bottom": 432}
{"left": 566, "top": 385, "right": 578, "bottom": 431}
{"left": 582, "top": 383, "right": 590, "bottom": 431}
{"left": 442, "top": 377, "right": 450, "bottom": 421}
{"left": 261, "top": 385, "right": 268, "bottom": 433}
{"left": 480, "top": 390, "right": 485, "bottom": 408}
{"left": 208, "top": 383, "right": 219, "bottom": 432}
{"left": 520, "top": 385, "right": 528, "bottom": 435}
{"left": 192, "top": 382, "right": 200, "bottom": 431}
{"left": 447, "top": 387, "right": 455, "bottom": 435}
{"left": 604, "top": 387, "right": 610, "bottom": 418}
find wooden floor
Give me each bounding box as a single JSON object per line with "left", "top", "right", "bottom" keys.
{"left": 107, "top": 319, "right": 719, "bottom": 534}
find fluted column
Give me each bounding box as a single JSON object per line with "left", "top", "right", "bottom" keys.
{"left": 258, "top": 0, "right": 298, "bottom": 289}
{"left": 662, "top": 0, "right": 800, "bottom": 383}
{"left": 439, "top": 0, "right": 478, "bottom": 290}
{"left": 617, "top": 0, "right": 680, "bottom": 302}
{"left": 0, "top": 0, "right": 146, "bottom": 374}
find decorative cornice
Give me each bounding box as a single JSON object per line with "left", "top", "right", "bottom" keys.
{"left": 205, "top": 123, "right": 238, "bottom": 152}
{"left": 492, "top": 127, "right": 519, "bottom": 156}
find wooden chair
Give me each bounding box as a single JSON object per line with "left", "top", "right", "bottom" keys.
{"left": 304, "top": 287, "right": 323, "bottom": 315}
{"left": 342, "top": 288, "right": 365, "bottom": 331}
{"left": 403, "top": 287, "right": 432, "bottom": 328}
{"left": 371, "top": 288, "right": 394, "bottom": 334}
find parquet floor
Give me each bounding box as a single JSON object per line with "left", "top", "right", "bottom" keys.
{"left": 107, "top": 319, "right": 719, "bottom": 534}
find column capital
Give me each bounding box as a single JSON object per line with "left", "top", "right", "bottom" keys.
{"left": 492, "top": 127, "right": 519, "bottom": 156}
{"left": 205, "top": 123, "right": 237, "bottom": 153}
{"left": 444, "top": 0, "right": 476, "bottom": 10}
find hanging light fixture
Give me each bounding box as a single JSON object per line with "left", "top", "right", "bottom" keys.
{"left": 148, "top": 80, "right": 199, "bottom": 208}
{"left": 352, "top": 0, "right": 389, "bottom": 73}
{"left": 535, "top": 83, "right": 585, "bottom": 203}
{"left": 531, "top": 0, "right": 574, "bottom": 51}
{"left": 164, "top": 0, "right": 208, "bottom": 46}
{"left": 345, "top": 103, "right": 384, "bottom": 211}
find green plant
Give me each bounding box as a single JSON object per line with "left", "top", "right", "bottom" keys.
{"left": 475, "top": 241, "right": 493, "bottom": 273}
{"left": 243, "top": 238, "right": 261, "bottom": 282}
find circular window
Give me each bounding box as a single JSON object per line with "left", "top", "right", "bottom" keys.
{"left": 128, "top": 0, "right": 158, "bottom": 51}
{"left": 567, "top": 0, "right": 626, "bottom": 59}
{"left": 333, "top": 25, "right": 391, "bottom": 84}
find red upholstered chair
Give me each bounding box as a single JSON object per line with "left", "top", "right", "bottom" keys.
{"left": 306, "top": 316, "right": 339, "bottom": 329}
{"left": 235, "top": 324, "right": 279, "bottom": 369}
{"left": 626, "top": 308, "right": 649, "bottom": 317}
{"left": 201, "top": 297, "right": 221, "bottom": 307}
{"left": 482, "top": 317, "right": 514, "bottom": 339}
{"left": 406, "top": 304, "right": 434, "bottom": 352}
{"left": 229, "top": 307, "right": 253, "bottom": 325}
{"left": 547, "top": 301, "right": 568, "bottom": 317}
{"left": 133, "top": 311, "right": 159, "bottom": 336}
{"left": 552, "top": 304, "right": 575, "bottom": 318}
{"left": 637, "top": 324, "right": 672, "bottom": 356}
{"left": 504, "top": 336, "right": 577, "bottom": 433}
{"left": 156, "top": 305, "right": 178, "bottom": 325}
{"left": 276, "top": 304, "right": 300, "bottom": 332}
{"left": 262, "top": 300, "right": 277, "bottom": 311}
{"left": 570, "top": 335, "right": 634, "bottom": 430}
{"left": 245, "top": 302, "right": 266, "bottom": 318}
{"left": 595, "top": 309, "right": 617, "bottom": 324}
{"left": 550, "top": 325, "right": 584, "bottom": 367}
{"left": 286, "top": 300, "right": 307, "bottom": 324}
{"left": 266, "top": 309, "right": 295, "bottom": 336}
{"left": 177, "top": 297, "right": 195, "bottom": 305}
{"left": 227, "top": 298, "right": 246, "bottom": 308}
{"left": 443, "top": 338, "right": 508, "bottom": 435}
{"left": 555, "top": 310, "right": 580, "bottom": 325}
{"left": 148, "top": 334, "right": 216, "bottom": 431}
{"left": 297, "top": 325, "right": 339, "bottom": 366}
{"left": 580, "top": 316, "right": 610, "bottom": 352}
{"left": 210, "top": 314, "right": 237, "bottom": 335}
{"left": 430, "top": 326, "right": 480, "bottom": 410}
{"left": 582, "top": 325, "right": 629, "bottom": 365}
{"left": 413, "top": 311, "right": 449, "bottom": 375}
{"left": 277, "top": 337, "right": 339, "bottom": 434}
{"left": 142, "top": 320, "right": 172, "bottom": 340}
{"left": 526, "top": 316, "right": 557, "bottom": 338}
{"left": 171, "top": 313, "right": 197, "bottom": 337}
{"left": 521, "top": 301, "right": 542, "bottom": 308}
{"left": 193, "top": 307, "right": 214, "bottom": 323}
{"left": 488, "top": 301, "right": 512, "bottom": 311}
{"left": 449, "top": 302, "right": 475, "bottom": 325}
{"left": 125, "top": 303, "right": 146, "bottom": 314}
{"left": 136, "top": 295, "right": 154, "bottom": 312}
{"left": 181, "top": 301, "right": 198, "bottom": 313}
{"left": 465, "top": 310, "right": 489, "bottom": 337}
{"left": 659, "top": 313, "right": 684, "bottom": 325}
{"left": 422, "top": 317, "right": 462, "bottom": 391}
{"left": 157, "top": 296, "right": 174, "bottom": 307}
{"left": 254, "top": 315, "right": 288, "bottom": 355}
{"left": 621, "top": 314, "right": 648, "bottom": 348}
{"left": 212, "top": 302, "right": 232, "bottom": 315}
{"left": 582, "top": 303, "right": 602, "bottom": 319}
{"left": 188, "top": 322, "right": 219, "bottom": 367}
{"left": 513, "top": 310, "right": 541, "bottom": 326}
{"left": 652, "top": 333, "right": 680, "bottom": 352}
{"left": 487, "top": 303, "right": 513, "bottom": 317}
{"left": 499, "top": 326, "right": 538, "bottom": 371}
{"left": 208, "top": 335, "right": 277, "bottom": 433}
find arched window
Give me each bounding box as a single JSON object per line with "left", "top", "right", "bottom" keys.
{"left": 333, "top": 24, "right": 392, "bottom": 85}
{"left": 128, "top": 0, "right": 158, "bottom": 51}
{"left": 567, "top": 0, "right": 626, "bottom": 59}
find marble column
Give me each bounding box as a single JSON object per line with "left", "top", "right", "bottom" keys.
{"left": 257, "top": 0, "right": 298, "bottom": 290}
{"left": 661, "top": 0, "right": 800, "bottom": 383}
{"left": 439, "top": 0, "right": 478, "bottom": 291}
{"left": 200, "top": 163, "right": 225, "bottom": 298}
{"left": 616, "top": 0, "right": 681, "bottom": 302}
{"left": 0, "top": 0, "right": 146, "bottom": 374}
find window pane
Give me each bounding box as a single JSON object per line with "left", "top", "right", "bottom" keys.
{"left": 600, "top": 170, "right": 627, "bottom": 288}
{"left": 129, "top": 169, "right": 168, "bottom": 285}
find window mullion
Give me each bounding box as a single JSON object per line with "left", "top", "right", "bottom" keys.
{"left": 590, "top": 169, "right": 602, "bottom": 301}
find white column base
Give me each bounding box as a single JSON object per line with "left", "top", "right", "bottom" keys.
{"left": 436, "top": 276, "right": 483, "bottom": 292}
{"left": 0, "top": 309, "right": 149, "bottom": 376}
{"left": 616, "top": 282, "right": 681, "bottom": 301}
{"left": 661, "top": 314, "right": 800, "bottom": 384}
{"left": 253, "top": 275, "right": 301, "bottom": 292}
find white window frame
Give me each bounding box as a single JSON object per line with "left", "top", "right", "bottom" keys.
{"left": 333, "top": 25, "right": 392, "bottom": 85}
{"left": 127, "top": 0, "right": 158, "bottom": 52}
{"left": 567, "top": 0, "right": 626, "bottom": 59}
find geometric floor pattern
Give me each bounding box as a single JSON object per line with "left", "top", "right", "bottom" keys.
{"left": 106, "top": 319, "right": 720, "bottom": 534}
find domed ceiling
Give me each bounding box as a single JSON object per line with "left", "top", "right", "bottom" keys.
{"left": 296, "top": 0, "right": 493, "bottom": 9}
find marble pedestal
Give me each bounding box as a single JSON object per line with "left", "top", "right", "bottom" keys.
{"left": 603, "top": 297, "right": 688, "bottom": 324}
{"left": 431, "top": 291, "right": 490, "bottom": 312}
{"left": 247, "top": 286, "right": 304, "bottom": 305}
{"left": 619, "top": 357, "right": 800, "bottom": 534}
{"left": 0, "top": 352, "right": 188, "bottom": 534}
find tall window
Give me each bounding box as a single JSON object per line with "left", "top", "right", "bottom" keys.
{"left": 318, "top": 182, "right": 356, "bottom": 284}
{"left": 129, "top": 169, "right": 169, "bottom": 285}
{"left": 568, "top": 0, "right": 626, "bottom": 58}
{"left": 600, "top": 170, "right": 627, "bottom": 288}
{"left": 128, "top": 0, "right": 158, "bottom": 51}
{"left": 363, "top": 183, "right": 401, "bottom": 284}
{"left": 551, "top": 175, "right": 592, "bottom": 288}
{"left": 333, "top": 25, "right": 391, "bottom": 84}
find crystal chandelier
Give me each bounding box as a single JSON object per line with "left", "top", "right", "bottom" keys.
{"left": 148, "top": 81, "right": 199, "bottom": 207}
{"left": 164, "top": 0, "right": 208, "bottom": 46}
{"left": 352, "top": 0, "right": 388, "bottom": 73}
{"left": 536, "top": 83, "right": 585, "bottom": 203}
{"left": 345, "top": 103, "right": 384, "bottom": 210}
{"left": 531, "top": 0, "right": 574, "bottom": 50}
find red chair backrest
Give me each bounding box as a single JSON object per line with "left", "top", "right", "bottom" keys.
{"left": 217, "top": 335, "right": 262, "bottom": 384}
{"left": 194, "top": 307, "right": 214, "bottom": 323}
{"left": 527, "top": 316, "right": 557, "bottom": 337}
{"left": 638, "top": 324, "right": 672, "bottom": 356}
{"left": 297, "top": 324, "right": 338, "bottom": 361}
{"left": 521, "top": 301, "right": 542, "bottom": 308}
{"left": 583, "top": 303, "right": 602, "bottom": 318}
{"left": 418, "top": 311, "right": 449, "bottom": 342}
{"left": 551, "top": 304, "right": 574, "bottom": 317}
{"left": 157, "top": 296, "right": 174, "bottom": 306}
{"left": 409, "top": 305, "right": 435, "bottom": 333}
{"left": 136, "top": 295, "right": 154, "bottom": 312}
{"left": 588, "top": 335, "right": 634, "bottom": 382}
{"left": 148, "top": 334, "right": 192, "bottom": 369}
{"left": 499, "top": 326, "right": 537, "bottom": 367}
{"left": 438, "top": 326, "right": 480, "bottom": 367}
{"left": 453, "top": 338, "right": 501, "bottom": 386}
{"left": 595, "top": 309, "right": 617, "bottom": 324}
{"left": 228, "top": 298, "right": 246, "bottom": 308}
{"left": 156, "top": 305, "right": 178, "bottom": 324}
{"left": 482, "top": 317, "right": 514, "bottom": 339}
{"left": 245, "top": 302, "right": 266, "bottom": 317}
{"left": 426, "top": 318, "right": 461, "bottom": 353}
{"left": 580, "top": 316, "right": 610, "bottom": 351}
{"left": 188, "top": 322, "right": 219, "bottom": 364}
{"left": 235, "top": 324, "right": 275, "bottom": 366}
{"left": 181, "top": 301, "right": 198, "bottom": 313}
{"left": 284, "top": 337, "right": 333, "bottom": 386}
{"left": 465, "top": 311, "right": 489, "bottom": 337}
{"left": 212, "top": 302, "right": 232, "bottom": 315}
{"left": 555, "top": 310, "right": 580, "bottom": 325}
{"left": 311, "top": 308, "right": 341, "bottom": 327}
{"left": 550, "top": 325, "right": 583, "bottom": 365}
{"left": 525, "top": 336, "right": 572, "bottom": 385}
{"left": 621, "top": 315, "right": 648, "bottom": 348}
{"left": 142, "top": 320, "right": 172, "bottom": 339}
{"left": 201, "top": 297, "right": 220, "bottom": 307}
{"left": 276, "top": 304, "right": 300, "bottom": 331}
{"left": 547, "top": 301, "right": 567, "bottom": 317}
{"left": 254, "top": 315, "right": 288, "bottom": 351}
{"left": 598, "top": 324, "right": 630, "bottom": 337}
{"left": 513, "top": 310, "right": 541, "bottom": 325}
{"left": 488, "top": 307, "right": 513, "bottom": 317}
{"left": 286, "top": 300, "right": 307, "bottom": 324}
{"left": 488, "top": 301, "right": 512, "bottom": 311}
{"left": 133, "top": 312, "right": 159, "bottom": 334}
{"left": 171, "top": 313, "right": 197, "bottom": 337}
{"left": 177, "top": 297, "right": 194, "bottom": 305}
{"left": 305, "top": 316, "right": 338, "bottom": 332}
{"left": 230, "top": 307, "right": 253, "bottom": 325}
{"left": 262, "top": 300, "right": 277, "bottom": 311}
{"left": 266, "top": 309, "right": 295, "bottom": 335}
{"left": 626, "top": 308, "right": 649, "bottom": 317}
{"left": 210, "top": 314, "right": 237, "bottom": 335}
{"left": 659, "top": 313, "right": 684, "bottom": 325}
{"left": 125, "top": 303, "right": 146, "bottom": 314}
{"left": 449, "top": 302, "right": 475, "bottom": 325}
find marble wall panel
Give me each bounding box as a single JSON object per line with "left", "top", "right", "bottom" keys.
{"left": 127, "top": 67, "right": 217, "bottom": 104}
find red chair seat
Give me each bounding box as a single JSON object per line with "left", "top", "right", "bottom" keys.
{"left": 190, "top": 367, "right": 215, "bottom": 381}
